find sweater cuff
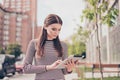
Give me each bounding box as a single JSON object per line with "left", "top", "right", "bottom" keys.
{"left": 45, "top": 66, "right": 47, "bottom": 72}
{"left": 67, "top": 70, "right": 72, "bottom": 73}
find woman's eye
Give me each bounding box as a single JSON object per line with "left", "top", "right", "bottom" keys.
{"left": 52, "top": 28, "right": 56, "bottom": 31}
{"left": 51, "top": 28, "right": 61, "bottom": 31}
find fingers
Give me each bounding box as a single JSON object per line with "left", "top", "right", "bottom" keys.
{"left": 56, "top": 60, "right": 62, "bottom": 63}
{"left": 65, "top": 59, "right": 76, "bottom": 68}
{"left": 74, "top": 60, "right": 79, "bottom": 64}
{"left": 55, "top": 60, "right": 62, "bottom": 65}
{"left": 66, "top": 59, "right": 74, "bottom": 65}
{"left": 50, "top": 60, "right": 63, "bottom": 70}
{"left": 65, "top": 59, "right": 76, "bottom": 72}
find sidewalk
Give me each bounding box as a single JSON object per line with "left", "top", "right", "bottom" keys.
{"left": 2, "top": 73, "right": 78, "bottom": 80}
{"left": 85, "top": 72, "right": 119, "bottom": 78}
{"left": 65, "top": 73, "right": 78, "bottom": 80}
{"left": 65, "top": 72, "right": 119, "bottom": 80}
{"left": 2, "top": 72, "right": 119, "bottom": 80}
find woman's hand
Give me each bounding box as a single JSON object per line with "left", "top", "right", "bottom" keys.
{"left": 46, "top": 60, "right": 62, "bottom": 70}
{"left": 65, "top": 59, "right": 77, "bottom": 72}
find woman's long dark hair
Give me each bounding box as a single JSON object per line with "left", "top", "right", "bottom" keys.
{"left": 36, "top": 14, "right": 63, "bottom": 57}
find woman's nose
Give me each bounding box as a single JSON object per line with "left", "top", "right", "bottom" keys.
{"left": 55, "top": 31, "right": 59, "bottom": 35}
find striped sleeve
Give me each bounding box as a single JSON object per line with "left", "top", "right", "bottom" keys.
{"left": 23, "top": 39, "right": 47, "bottom": 74}
{"left": 61, "top": 41, "right": 72, "bottom": 74}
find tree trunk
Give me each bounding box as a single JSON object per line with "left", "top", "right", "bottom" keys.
{"left": 96, "top": 22, "right": 103, "bottom": 80}
{"left": 95, "top": 9, "right": 103, "bottom": 79}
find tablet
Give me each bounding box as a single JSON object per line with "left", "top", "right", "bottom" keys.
{"left": 55, "top": 55, "right": 81, "bottom": 69}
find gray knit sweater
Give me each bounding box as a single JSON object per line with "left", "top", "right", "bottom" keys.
{"left": 23, "top": 39, "right": 69, "bottom": 80}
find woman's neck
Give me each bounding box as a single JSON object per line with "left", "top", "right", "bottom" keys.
{"left": 46, "top": 39, "right": 53, "bottom": 41}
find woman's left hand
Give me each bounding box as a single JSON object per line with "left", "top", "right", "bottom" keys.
{"left": 65, "top": 59, "right": 77, "bottom": 72}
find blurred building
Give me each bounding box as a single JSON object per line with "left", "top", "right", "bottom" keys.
{"left": 0, "top": 5, "right": 4, "bottom": 47}
{"left": 85, "top": 0, "right": 120, "bottom": 64}
{"left": 0, "top": 0, "right": 38, "bottom": 53}
{"left": 34, "top": 26, "right": 42, "bottom": 39}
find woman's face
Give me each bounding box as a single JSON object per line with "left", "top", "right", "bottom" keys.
{"left": 45, "top": 23, "right": 62, "bottom": 40}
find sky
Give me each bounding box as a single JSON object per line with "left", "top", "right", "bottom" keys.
{"left": 37, "top": 0, "right": 86, "bottom": 40}
{"left": 0, "top": 0, "right": 2, "bottom": 3}
{"left": 0, "top": 0, "right": 86, "bottom": 40}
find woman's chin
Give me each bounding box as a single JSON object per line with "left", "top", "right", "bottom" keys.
{"left": 53, "top": 36, "right": 57, "bottom": 39}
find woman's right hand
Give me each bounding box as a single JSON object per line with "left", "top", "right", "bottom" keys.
{"left": 46, "top": 60, "right": 62, "bottom": 70}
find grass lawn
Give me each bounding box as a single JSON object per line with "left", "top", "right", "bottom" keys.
{"left": 74, "top": 77, "right": 120, "bottom": 80}
{"left": 74, "top": 66, "right": 120, "bottom": 80}
{"left": 85, "top": 77, "right": 120, "bottom": 80}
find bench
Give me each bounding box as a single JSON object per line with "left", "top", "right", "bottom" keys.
{"left": 91, "top": 64, "right": 120, "bottom": 78}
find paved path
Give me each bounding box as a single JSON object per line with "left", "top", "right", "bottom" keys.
{"left": 65, "top": 73, "right": 78, "bottom": 80}
{"left": 1, "top": 72, "right": 119, "bottom": 80}
{"left": 85, "top": 72, "right": 119, "bottom": 78}
{"left": 2, "top": 74, "right": 35, "bottom": 80}
{"left": 2, "top": 73, "right": 78, "bottom": 80}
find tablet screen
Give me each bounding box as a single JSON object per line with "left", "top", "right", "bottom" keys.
{"left": 55, "top": 55, "right": 81, "bottom": 69}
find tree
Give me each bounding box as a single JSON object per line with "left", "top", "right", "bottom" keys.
{"left": 81, "top": 0, "right": 118, "bottom": 80}
{"left": 66, "top": 26, "right": 89, "bottom": 78}
{"left": 0, "top": 46, "right": 5, "bottom": 54}
{"left": 67, "top": 26, "right": 89, "bottom": 56}
{"left": 6, "top": 43, "right": 22, "bottom": 58}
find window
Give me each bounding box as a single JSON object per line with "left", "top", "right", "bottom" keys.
{"left": 4, "top": 26, "right": 9, "bottom": 30}
{"left": 3, "top": 36, "right": 9, "bottom": 40}
{"left": 16, "top": 37, "right": 21, "bottom": 42}
{"left": 11, "top": 13, "right": 16, "bottom": 16}
{"left": 26, "top": 1, "right": 30, "bottom": 5}
{"left": 17, "top": 0, "right": 21, "bottom": 2}
{"left": 25, "top": 7, "right": 30, "bottom": 11}
{"left": 4, "top": 20, "right": 9, "bottom": 25}
{"left": 16, "top": 27, "right": 21, "bottom": 32}
{"left": 16, "top": 32, "right": 21, "bottom": 37}
{"left": 11, "top": 0, "right": 15, "bottom": 1}
{"left": 3, "top": 41, "right": 9, "bottom": 46}
{"left": 16, "top": 22, "right": 22, "bottom": 26}
{"left": 16, "top": 6, "right": 21, "bottom": 8}
{"left": 3, "top": 31, "right": 9, "bottom": 35}
{"left": 5, "top": 0, "right": 9, "bottom": 1}
{"left": 16, "top": 8, "right": 21, "bottom": 12}
{"left": 17, "top": 17, "right": 22, "bottom": 22}
{"left": 22, "top": 15, "right": 28, "bottom": 19}
{"left": 4, "top": 15, "right": 9, "bottom": 19}
{"left": 11, "top": 5, "right": 15, "bottom": 8}
{"left": 16, "top": 2, "right": 21, "bottom": 6}
{"left": 5, "top": 3, "right": 9, "bottom": 7}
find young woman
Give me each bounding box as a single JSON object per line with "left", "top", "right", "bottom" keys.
{"left": 23, "top": 14, "right": 76, "bottom": 80}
